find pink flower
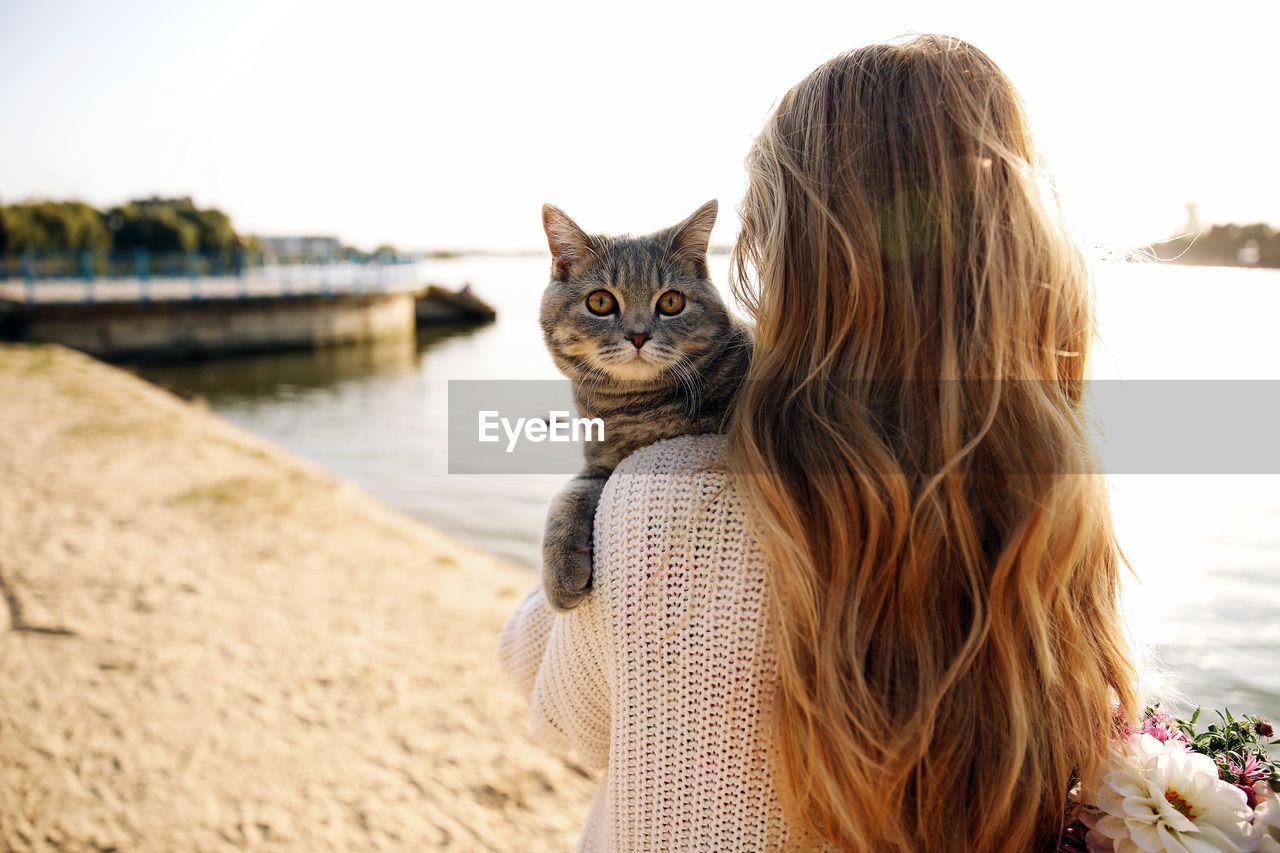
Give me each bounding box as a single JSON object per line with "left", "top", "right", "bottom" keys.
{"left": 1139, "top": 712, "right": 1193, "bottom": 747}
{"left": 1229, "top": 753, "right": 1268, "bottom": 782}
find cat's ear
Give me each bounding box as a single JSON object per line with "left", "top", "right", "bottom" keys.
{"left": 665, "top": 200, "right": 718, "bottom": 275}
{"left": 543, "top": 204, "right": 593, "bottom": 279}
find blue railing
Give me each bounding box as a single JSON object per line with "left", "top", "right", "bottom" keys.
{"left": 0, "top": 249, "right": 260, "bottom": 281}
{"left": 0, "top": 250, "right": 422, "bottom": 306}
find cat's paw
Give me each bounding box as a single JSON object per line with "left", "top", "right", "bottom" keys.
{"left": 542, "top": 541, "right": 593, "bottom": 612}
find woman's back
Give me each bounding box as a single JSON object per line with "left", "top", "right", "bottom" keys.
{"left": 500, "top": 435, "right": 819, "bottom": 850}
{"left": 725, "top": 34, "right": 1139, "bottom": 851}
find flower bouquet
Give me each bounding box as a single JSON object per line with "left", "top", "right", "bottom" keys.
{"left": 1061, "top": 708, "right": 1280, "bottom": 852}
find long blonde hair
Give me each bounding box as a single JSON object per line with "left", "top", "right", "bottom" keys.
{"left": 728, "top": 35, "right": 1139, "bottom": 852}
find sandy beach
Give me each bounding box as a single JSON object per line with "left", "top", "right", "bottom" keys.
{"left": 0, "top": 343, "right": 594, "bottom": 851}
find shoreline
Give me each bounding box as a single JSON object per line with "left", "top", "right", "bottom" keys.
{"left": 0, "top": 343, "right": 593, "bottom": 851}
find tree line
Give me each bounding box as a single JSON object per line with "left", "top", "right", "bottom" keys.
{"left": 0, "top": 197, "right": 258, "bottom": 257}
{"left": 1147, "top": 223, "right": 1280, "bottom": 268}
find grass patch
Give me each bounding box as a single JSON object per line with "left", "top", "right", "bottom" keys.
{"left": 168, "top": 475, "right": 320, "bottom": 517}
{"left": 53, "top": 378, "right": 123, "bottom": 409}
{"left": 61, "top": 418, "right": 175, "bottom": 441}
{"left": 169, "top": 476, "right": 265, "bottom": 508}
{"left": 208, "top": 438, "right": 278, "bottom": 464}
{"left": 0, "top": 343, "right": 64, "bottom": 375}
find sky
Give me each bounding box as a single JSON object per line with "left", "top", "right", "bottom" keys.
{"left": 1, "top": 0, "right": 1276, "bottom": 253}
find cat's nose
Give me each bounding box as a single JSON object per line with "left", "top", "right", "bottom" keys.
{"left": 627, "top": 332, "right": 651, "bottom": 349}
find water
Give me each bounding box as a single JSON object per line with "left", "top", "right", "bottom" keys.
{"left": 139, "top": 256, "right": 1280, "bottom": 719}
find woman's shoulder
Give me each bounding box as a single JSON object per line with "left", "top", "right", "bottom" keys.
{"left": 594, "top": 434, "right": 755, "bottom": 587}
{"left": 610, "top": 433, "right": 729, "bottom": 481}
{"left": 599, "top": 434, "right": 732, "bottom": 522}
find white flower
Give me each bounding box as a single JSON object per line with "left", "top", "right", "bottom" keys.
{"left": 1080, "top": 733, "right": 1260, "bottom": 852}
{"left": 1255, "top": 781, "right": 1280, "bottom": 853}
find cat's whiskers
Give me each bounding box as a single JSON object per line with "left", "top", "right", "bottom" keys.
{"left": 573, "top": 360, "right": 611, "bottom": 415}
{"left": 667, "top": 355, "right": 703, "bottom": 422}
{"left": 595, "top": 343, "right": 672, "bottom": 382}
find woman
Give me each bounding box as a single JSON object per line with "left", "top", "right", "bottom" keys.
{"left": 499, "top": 34, "right": 1140, "bottom": 852}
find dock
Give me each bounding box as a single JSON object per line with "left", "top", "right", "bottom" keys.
{"left": 0, "top": 261, "right": 494, "bottom": 362}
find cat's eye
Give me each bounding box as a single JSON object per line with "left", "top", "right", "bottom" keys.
{"left": 657, "top": 290, "right": 685, "bottom": 316}
{"left": 585, "top": 290, "right": 617, "bottom": 316}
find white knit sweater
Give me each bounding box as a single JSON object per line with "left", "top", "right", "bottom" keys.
{"left": 498, "top": 435, "right": 815, "bottom": 851}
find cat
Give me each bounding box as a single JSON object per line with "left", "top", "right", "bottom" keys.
{"left": 539, "top": 200, "right": 752, "bottom": 611}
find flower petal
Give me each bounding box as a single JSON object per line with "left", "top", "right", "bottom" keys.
{"left": 1097, "top": 814, "right": 1129, "bottom": 840}
{"left": 1122, "top": 794, "right": 1162, "bottom": 820}
{"left": 1086, "top": 829, "right": 1117, "bottom": 853}
{"left": 1129, "top": 820, "right": 1167, "bottom": 852}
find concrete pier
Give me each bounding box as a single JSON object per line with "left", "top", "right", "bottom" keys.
{"left": 0, "top": 291, "right": 416, "bottom": 362}
{"left": 0, "top": 260, "right": 498, "bottom": 362}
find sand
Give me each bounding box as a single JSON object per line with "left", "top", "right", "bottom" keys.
{"left": 0, "top": 343, "right": 595, "bottom": 851}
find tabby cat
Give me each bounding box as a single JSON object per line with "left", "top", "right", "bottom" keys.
{"left": 539, "top": 200, "right": 752, "bottom": 611}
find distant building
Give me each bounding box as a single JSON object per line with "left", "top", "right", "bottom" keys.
{"left": 257, "top": 236, "right": 342, "bottom": 261}
{"left": 130, "top": 195, "right": 196, "bottom": 212}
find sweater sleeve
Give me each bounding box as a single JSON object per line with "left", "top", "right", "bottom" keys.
{"left": 497, "top": 582, "right": 612, "bottom": 771}
{"left": 496, "top": 585, "right": 555, "bottom": 706}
